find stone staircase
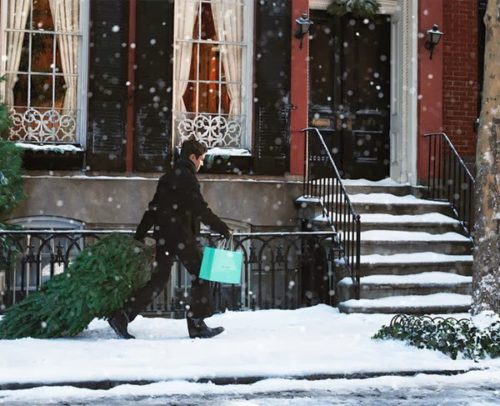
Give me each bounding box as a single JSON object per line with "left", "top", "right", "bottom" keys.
{"left": 308, "top": 180, "right": 474, "bottom": 314}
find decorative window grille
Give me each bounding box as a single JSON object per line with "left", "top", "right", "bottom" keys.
{"left": 0, "top": 0, "right": 82, "bottom": 144}
{"left": 173, "top": 0, "right": 246, "bottom": 148}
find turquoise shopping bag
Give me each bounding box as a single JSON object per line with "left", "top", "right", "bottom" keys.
{"left": 199, "top": 246, "right": 243, "bottom": 284}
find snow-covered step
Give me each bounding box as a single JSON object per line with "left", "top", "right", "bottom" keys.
{"left": 337, "top": 272, "right": 472, "bottom": 301}
{"left": 338, "top": 293, "right": 472, "bottom": 314}
{"left": 313, "top": 211, "right": 463, "bottom": 234}
{"left": 358, "top": 212, "right": 463, "bottom": 234}
{"left": 346, "top": 193, "right": 452, "bottom": 215}
{"left": 360, "top": 230, "right": 472, "bottom": 255}
{"left": 359, "top": 252, "right": 473, "bottom": 276}
{"left": 297, "top": 180, "right": 474, "bottom": 314}
{"left": 308, "top": 177, "right": 414, "bottom": 196}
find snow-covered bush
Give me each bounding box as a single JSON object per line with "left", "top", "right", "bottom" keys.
{"left": 373, "top": 313, "right": 500, "bottom": 360}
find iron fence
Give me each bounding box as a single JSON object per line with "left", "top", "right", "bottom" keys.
{"left": 302, "top": 127, "right": 361, "bottom": 298}
{"left": 426, "top": 132, "right": 475, "bottom": 235}
{"left": 0, "top": 229, "right": 339, "bottom": 317}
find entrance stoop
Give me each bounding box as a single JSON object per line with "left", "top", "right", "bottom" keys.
{"left": 309, "top": 180, "right": 473, "bottom": 314}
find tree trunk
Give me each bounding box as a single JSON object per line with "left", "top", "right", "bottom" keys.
{"left": 471, "top": 0, "right": 500, "bottom": 314}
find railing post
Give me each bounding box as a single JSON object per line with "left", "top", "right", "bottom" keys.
{"left": 355, "top": 214, "right": 361, "bottom": 300}
{"left": 427, "top": 134, "right": 432, "bottom": 195}
{"left": 303, "top": 128, "right": 309, "bottom": 196}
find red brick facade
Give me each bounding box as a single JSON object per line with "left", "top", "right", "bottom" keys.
{"left": 442, "top": 0, "right": 479, "bottom": 159}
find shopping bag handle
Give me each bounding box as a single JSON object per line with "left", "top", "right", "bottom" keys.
{"left": 217, "top": 234, "right": 234, "bottom": 250}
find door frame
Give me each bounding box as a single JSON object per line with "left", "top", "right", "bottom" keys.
{"left": 309, "top": 0, "right": 419, "bottom": 185}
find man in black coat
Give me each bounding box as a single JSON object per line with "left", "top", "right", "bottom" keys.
{"left": 108, "top": 139, "right": 231, "bottom": 339}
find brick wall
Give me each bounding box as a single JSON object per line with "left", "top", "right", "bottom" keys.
{"left": 442, "top": 0, "right": 479, "bottom": 159}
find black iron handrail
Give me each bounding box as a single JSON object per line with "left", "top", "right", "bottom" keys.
{"left": 0, "top": 229, "right": 339, "bottom": 315}
{"left": 301, "top": 127, "right": 361, "bottom": 298}
{"left": 425, "top": 132, "right": 475, "bottom": 235}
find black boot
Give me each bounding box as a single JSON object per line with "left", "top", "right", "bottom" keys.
{"left": 187, "top": 317, "right": 224, "bottom": 339}
{"left": 108, "top": 310, "right": 135, "bottom": 339}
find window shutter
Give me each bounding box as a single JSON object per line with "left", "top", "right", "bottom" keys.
{"left": 86, "top": 0, "right": 129, "bottom": 171}
{"left": 134, "top": 0, "right": 174, "bottom": 172}
{"left": 254, "top": 0, "right": 291, "bottom": 175}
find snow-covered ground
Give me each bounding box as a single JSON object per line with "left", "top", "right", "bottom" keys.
{"left": 0, "top": 306, "right": 498, "bottom": 387}
{"left": 1, "top": 370, "right": 499, "bottom": 405}
{"left": 0, "top": 305, "right": 499, "bottom": 403}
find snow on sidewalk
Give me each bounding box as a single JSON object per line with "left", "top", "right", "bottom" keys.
{"left": 0, "top": 305, "right": 497, "bottom": 387}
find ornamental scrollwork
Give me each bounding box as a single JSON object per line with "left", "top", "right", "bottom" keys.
{"left": 7, "top": 108, "right": 77, "bottom": 143}
{"left": 175, "top": 113, "right": 242, "bottom": 148}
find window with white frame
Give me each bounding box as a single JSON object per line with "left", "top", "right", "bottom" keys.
{"left": 0, "top": 0, "right": 84, "bottom": 144}
{"left": 173, "top": 0, "right": 249, "bottom": 149}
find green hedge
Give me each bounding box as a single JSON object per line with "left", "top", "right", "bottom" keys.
{"left": 0, "top": 234, "right": 153, "bottom": 339}
{"left": 373, "top": 314, "right": 500, "bottom": 360}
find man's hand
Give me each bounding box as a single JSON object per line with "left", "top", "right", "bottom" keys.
{"left": 221, "top": 224, "right": 232, "bottom": 239}
{"left": 144, "top": 237, "right": 156, "bottom": 247}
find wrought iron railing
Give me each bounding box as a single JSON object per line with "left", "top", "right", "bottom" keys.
{"left": 425, "top": 132, "right": 475, "bottom": 235}
{"left": 0, "top": 229, "right": 338, "bottom": 316}
{"left": 302, "top": 127, "right": 361, "bottom": 299}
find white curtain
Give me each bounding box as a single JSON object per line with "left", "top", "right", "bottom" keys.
{"left": 3, "top": 0, "right": 31, "bottom": 107}
{"left": 174, "top": 0, "right": 198, "bottom": 113}
{"left": 211, "top": 0, "right": 243, "bottom": 117}
{"left": 49, "top": 0, "right": 79, "bottom": 115}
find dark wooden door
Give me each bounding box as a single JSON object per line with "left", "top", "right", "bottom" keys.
{"left": 309, "top": 11, "right": 391, "bottom": 180}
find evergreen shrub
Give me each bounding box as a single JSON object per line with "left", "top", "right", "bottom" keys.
{"left": 0, "top": 234, "right": 153, "bottom": 339}
{"left": 327, "top": 0, "right": 381, "bottom": 19}
{"left": 373, "top": 314, "right": 500, "bottom": 360}
{"left": 0, "top": 139, "right": 25, "bottom": 221}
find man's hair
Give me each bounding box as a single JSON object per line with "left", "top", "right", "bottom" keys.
{"left": 180, "top": 138, "right": 208, "bottom": 158}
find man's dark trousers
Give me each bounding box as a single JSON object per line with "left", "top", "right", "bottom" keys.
{"left": 123, "top": 232, "right": 211, "bottom": 321}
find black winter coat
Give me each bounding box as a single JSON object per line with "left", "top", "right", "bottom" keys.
{"left": 134, "top": 157, "right": 229, "bottom": 243}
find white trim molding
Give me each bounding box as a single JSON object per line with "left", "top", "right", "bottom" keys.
{"left": 389, "top": 0, "right": 418, "bottom": 185}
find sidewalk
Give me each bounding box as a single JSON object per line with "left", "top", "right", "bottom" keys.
{"left": 0, "top": 305, "right": 498, "bottom": 391}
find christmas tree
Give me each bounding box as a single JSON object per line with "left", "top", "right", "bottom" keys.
{"left": 0, "top": 76, "right": 24, "bottom": 224}
{"left": 0, "top": 234, "right": 153, "bottom": 339}
{"left": 0, "top": 140, "right": 25, "bottom": 222}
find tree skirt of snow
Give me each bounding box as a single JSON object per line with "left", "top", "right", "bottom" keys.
{"left": 0, "top": 305, "right": 497, "bottom": 387}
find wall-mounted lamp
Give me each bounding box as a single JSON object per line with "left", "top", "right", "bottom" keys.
{"left": 295, "top": 13, "right": 313, "bottom": 49}
{"left": 424, "top": 24, "right": 444, "bottom": 59}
